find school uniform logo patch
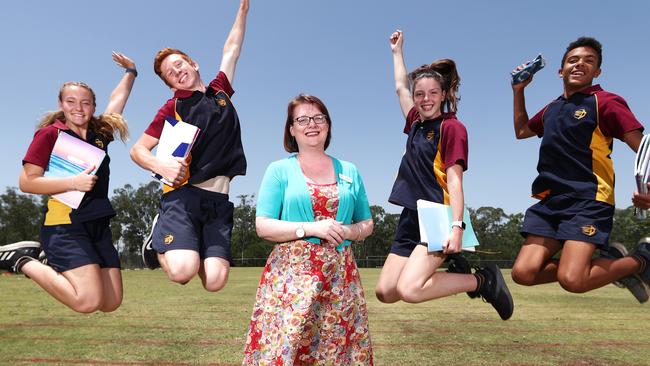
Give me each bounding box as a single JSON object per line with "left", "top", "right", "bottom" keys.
{"left": 426, "top": 131, "right": 435, "bottom": 140}
{"left": 574, "top": 108, "right": 587, "bottom": 120}
{"left": 94, "top": 139, "right": 104, "bottom": 149}
{"left": 164, "top": 234, "right": 174, "bottom": 245}
{"left": 581, "top": 225, "right": 597, "bottom": 236}
{"left": 217, "top": 99, "right": 227, "bottom": 107}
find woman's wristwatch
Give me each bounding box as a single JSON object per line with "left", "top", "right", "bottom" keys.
{"left": 295, "top": 223, "right": 305, "bottom": 239}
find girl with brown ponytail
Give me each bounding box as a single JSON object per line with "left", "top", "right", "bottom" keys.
{"left": 374, "top": 30, "right": 514, "bottom": 320}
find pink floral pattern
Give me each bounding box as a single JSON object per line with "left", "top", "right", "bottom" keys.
{"left": 243, "top": 183, "right": 373, "bottom": 365}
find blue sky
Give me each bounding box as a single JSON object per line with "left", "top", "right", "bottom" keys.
{"left": 1, "top": 1, "right": 648, "bottom": 215}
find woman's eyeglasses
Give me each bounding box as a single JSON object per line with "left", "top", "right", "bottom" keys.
{"left": 294, "top": 114, "right": 328, "bottom": 126}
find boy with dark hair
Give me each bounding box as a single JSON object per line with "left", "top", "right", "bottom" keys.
{"left": 130, "top": 0, "right": 248, "bottom": 292}
{"left": 510, "top": 36, "right": 650, "bottom": 303}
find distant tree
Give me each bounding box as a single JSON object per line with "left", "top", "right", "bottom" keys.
{"left": 359, "top": 205, "right": 399, "bottom": 261}
{"left": 232, "top": 194, "right": 267, "bottom": 264}
{"left": 611, "top": 206, "right": 650, "bottom": 251}
{"left": 110, "top": 181, "right": 160, "bottom": 266}
{"left": 469, "top": 206, "right": 523, "bottom": 261}
{"left": 0, "top": 187, "right": 45, "bottom": 244}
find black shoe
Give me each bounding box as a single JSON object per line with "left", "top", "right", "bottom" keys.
{"left": 12, "top": 256, "right": 37, "bottom": 275}
{"left": 142, "top": 214, "right": 160, "bottom": 270}
{"left": 0, "top": 241, "right": 41, "bottom": 273}
{"left": 634, "top": 238, "right": 650, "bottom": 288}
{"left": 446, "top": 253, "right": 470, "bottom": 274}
{"left": 601, "top": 242, "right": 649, "bottom": 303}
{"left": 475, "top": 264, "right": 514, "bottom": 320}
{"left": 446, "top": 254, "right": 479, "bottom": 299}
{"left": 38, "top": 250, "right": 48, "bottom": 266}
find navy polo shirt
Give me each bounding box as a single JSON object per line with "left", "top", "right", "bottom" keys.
{"left": 145, "top": 71, "right": 246, "bottom": 186}
{"left": 389, "top": 107, "right": 468, "bottom": 210}
{"left": 528, "top": 84, "right": 643, "bottom": 204}
{"left": 23, "top": 120, "right": 114, "bottom": 225}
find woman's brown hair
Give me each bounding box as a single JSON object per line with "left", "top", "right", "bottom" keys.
{"left": 283, "top": 94, "right": 332, "bottom": 153}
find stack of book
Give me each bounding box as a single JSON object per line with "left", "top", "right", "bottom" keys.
{"left": 416, "top": 199, "right": 479, "bottom": 252}
{"left": 44, "top": 132, "right": 106, "bottom": 209}
{"left": 152, "top": 116, "right": 200, "bottom": 186}
{"left": 635, "top": 134, "right": 650, "bottom": 218}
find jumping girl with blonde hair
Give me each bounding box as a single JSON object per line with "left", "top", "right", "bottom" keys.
{"left": 0, "top": 52, "right": 137, "bottom": 313}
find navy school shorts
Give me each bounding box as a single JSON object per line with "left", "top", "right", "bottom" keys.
{"left": 40, "top": 216, "right": 120, "bottom": 273}
{"left": 521, "top": 194, "right": 614, "bottom": 249}
{"left": 390, "top": 207, "right": 426, "bottom": 257}
{"left": 153, "top": 185, "right": 234, "bottom": 263}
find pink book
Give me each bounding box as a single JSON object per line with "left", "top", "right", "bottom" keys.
{"left": 44, "top": 133, "right": 106, "bottom": 209}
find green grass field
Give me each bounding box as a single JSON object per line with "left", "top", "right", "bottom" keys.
{"left": 1, "top": 268, "right": 649, "bottom": 366}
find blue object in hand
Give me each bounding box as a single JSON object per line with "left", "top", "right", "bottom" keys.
{"left": 511, "top": 54, "right": 545, "bottom": 84}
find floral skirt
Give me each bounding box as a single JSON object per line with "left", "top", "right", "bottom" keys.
{"left": 242, "top": 240, "right": 373, "bottom": 366}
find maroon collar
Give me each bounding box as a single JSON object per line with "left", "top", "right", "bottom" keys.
{"left": 52, "top": 119, "right": 70, "bottom": 130}
{"left": 173, "top": 86, "right": 208, "bottom": 99}
{"left": 576, "top": 84, "right": 603, "bottom": 95}
{"left": 173, "top": 89, "right": 195, "bottom": 99}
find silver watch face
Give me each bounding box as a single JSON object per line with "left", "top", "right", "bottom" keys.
{"left": 296, "top": 227, "right": 305, "bottom": 238}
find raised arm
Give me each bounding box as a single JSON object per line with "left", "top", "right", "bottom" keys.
{"left": 390, "top": 30, "right": 414, "bottom": 118}
{"left": 511, "top": 63, "right": 536, "bottom": 139}
{"left": 104, "top": 52, "right": 137, "bottom": 115}
{"left": 219, "top": 0, "right": 249, "bottom": 84}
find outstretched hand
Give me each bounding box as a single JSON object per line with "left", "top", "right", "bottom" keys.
{"left": 511, "top": 61, "right": 533, "bottom": 90}
{"left": 239, "top": 0, "right": 249, "bottom": 12}
{"left": 389, "top": 29, "right": 403, "bottom": 52}
{"left": 112, "top": 51, "right": 136, "bottom": 70}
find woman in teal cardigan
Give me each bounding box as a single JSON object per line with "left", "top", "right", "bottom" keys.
{"left": 243, "top": 94, "right": 374, "bottom": 365}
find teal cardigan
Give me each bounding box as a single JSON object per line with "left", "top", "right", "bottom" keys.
{"left": 256, "top": 154, "right": 372, "bottom": 251}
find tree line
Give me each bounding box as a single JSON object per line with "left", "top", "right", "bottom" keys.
{"left": 1, "top": 183, "right": 648, "bottom": 268}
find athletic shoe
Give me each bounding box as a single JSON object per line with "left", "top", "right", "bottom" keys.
{"left": 474, "top": 264, "right": 514, "bottom": 320}
{"left": 446, "top": 254, "right": 479, "bottom": 299}
{"left": 12, "top": 256, "right": 37, "bottom": 275}
{"left": 601, "top": 242, "right": 649, "bottom": 303}
{"left": 633, "top": 238, "right": 650, "bottom": 288}
{"left": 142, "top": 214, "right": 160, "bottom": 270}
{"left": 38, "top": 250, "right": 48, "bottom": 266}
{"left": 0, "top": 241, "right": 41, "bottom": 273}
{"left": 446, "top": 253, "right": 470, "bottom": 274}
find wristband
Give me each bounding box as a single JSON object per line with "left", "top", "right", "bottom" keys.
{"left": 451, "top": 220, "right": 466, "bottom": 230}
{"left": 125, "top": 68, "right": 138, "bottom": 77}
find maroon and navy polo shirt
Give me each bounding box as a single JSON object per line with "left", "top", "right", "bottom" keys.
{"left": 145, "top": 71, "right": 246, "bottom": 190}
{"left": 389, "top": 107, "right": 469, "bottom": 210}
{"left": 23, "top": 120, "right": 114, "bottom": 225}
{"left": 528, "top": 84, "right": 644, "bottom": 205}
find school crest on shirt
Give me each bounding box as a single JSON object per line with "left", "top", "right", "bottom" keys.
{"left": 217, "top": 98, "right": 227, "bottom": 107}
{"left": 94, "top": 138, "right": 104, "bottom": 149}
{"left": 426, "top": 131, "right": 435, "bottom": 140}
{"left": 164, "top": 234, "right": 174, "bottom": 245}
{"left": 581, "top": 225, "right": 597, "bottom": 236}
{"left": 574, "top": 108, "right": 587, "bottom": 120}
